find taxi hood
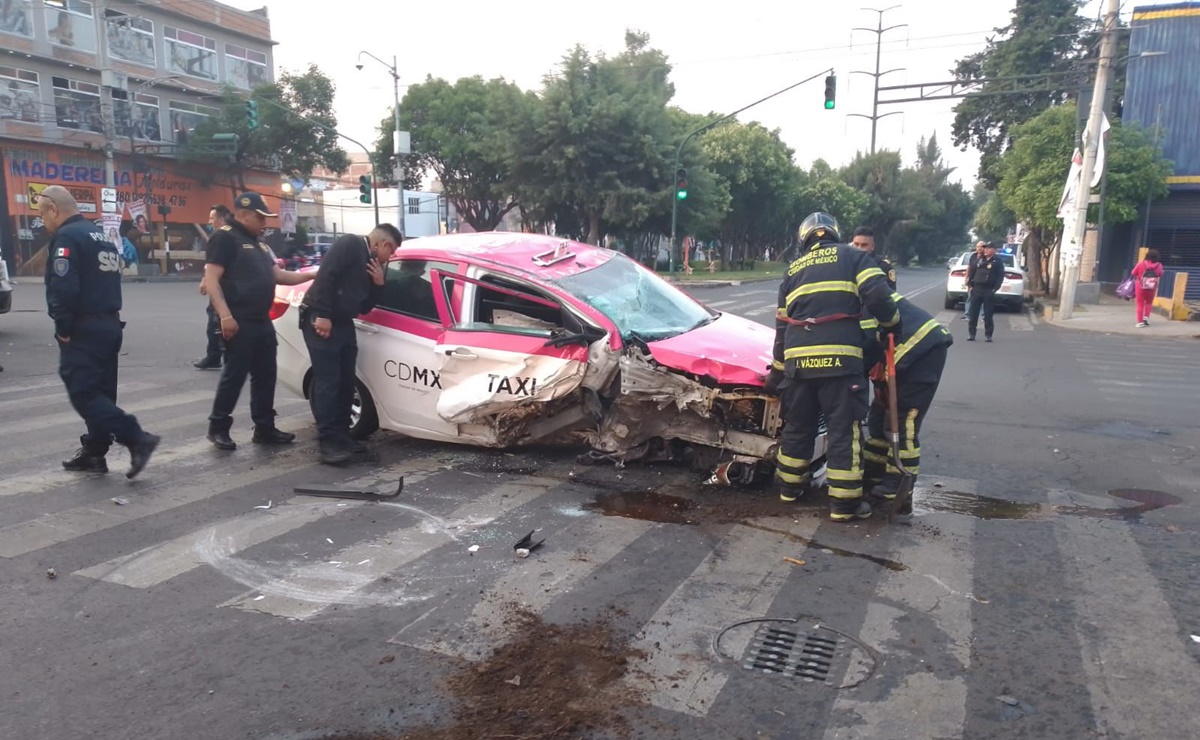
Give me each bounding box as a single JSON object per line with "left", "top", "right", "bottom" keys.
{"left": 642, "top": 311, "right": 774, "bottom": 387}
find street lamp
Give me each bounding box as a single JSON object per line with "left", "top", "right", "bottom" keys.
{"left": 357, "top": 50, "right": 404, "bottom": 236}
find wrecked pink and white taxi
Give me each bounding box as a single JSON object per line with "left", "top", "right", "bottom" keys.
{"left": 272, "top": 232, "right": 826, "bottom": 485}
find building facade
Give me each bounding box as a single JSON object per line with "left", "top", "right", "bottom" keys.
{"left": 0, "top": 0, "right": 282, "bottom": 276}
{"left": 1099, "top": 1, "right": 1200, "bottom": 303}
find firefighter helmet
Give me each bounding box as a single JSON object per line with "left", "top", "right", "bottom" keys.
{"left": 798, "top": 212, "right": 841, "bottom": 250}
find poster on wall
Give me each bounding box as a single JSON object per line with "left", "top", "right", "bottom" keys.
{"left": 101, "top": 212, "right": 122, "bottom": 246}
{"left": 0, "top": 0, "right": 33, "bottom": 37}
{"left": 279, "top": 199, "right": 297, "bottom": 234}
{"left": 127, "top": 198, "right": 148, "bottom": 233}
{"left": 45, "top": 1, "right": 98, "bottom": 54}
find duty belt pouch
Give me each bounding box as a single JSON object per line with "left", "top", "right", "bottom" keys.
{"left": 298, "top": 303, "right": 310, "bottom": 331}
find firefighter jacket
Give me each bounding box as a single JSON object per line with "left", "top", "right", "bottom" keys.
{"left": 873, "top": 254, "right": 897, "bottom": 290}
{"left": 771, "top": 240, "right": 899, "bottom": 379}
{"left": 862, "top": 293, "right": 954, "bottom": 382}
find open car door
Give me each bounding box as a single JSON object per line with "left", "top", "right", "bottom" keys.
{"left": 430, "top": 270, "right": 596, "bottom": 426}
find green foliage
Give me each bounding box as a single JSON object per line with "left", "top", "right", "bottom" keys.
{"left": 951, "top": 0, "right": 1090, "bottom": 186}
{"left": 375, "top": 76, "right": 530, "bottom": 230}
{"left": 189, "top": 66, "right": 349, "bottom": 195}
{"left": 972, "top": 183, "right": 1014, "bottom": 244}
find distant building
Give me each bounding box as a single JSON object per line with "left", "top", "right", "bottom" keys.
{"left": 1099, "top": 1, "right": 1200, "bottom": 302}
{"left": 0, "top": 0, "right": 282, "bottom": 276}
{"left": 321, "top": 187, "right": 451, "bottom": 239}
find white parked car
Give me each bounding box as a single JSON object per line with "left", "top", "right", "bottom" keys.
{"left": 944, "top": 251, "right": 1025, "bottom": 311}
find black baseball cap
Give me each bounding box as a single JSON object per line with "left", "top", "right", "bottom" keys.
{"left": 233, "top": 192, "right": 277, "bottom": 217}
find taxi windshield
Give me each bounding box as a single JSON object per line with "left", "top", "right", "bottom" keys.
{"left": 551, "top": 254, "right": 715, "bottom": 342}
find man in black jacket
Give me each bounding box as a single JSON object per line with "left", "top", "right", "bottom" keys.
{"left": 967, "top": 242, "right": 1005, "bottom": 342}
{"left": 301, "top": 224, "right": 401, "bottom": 464}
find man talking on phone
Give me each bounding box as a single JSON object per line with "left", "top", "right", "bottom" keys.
{"left": 300, "top": 224, "right": 401, "bottom": 464}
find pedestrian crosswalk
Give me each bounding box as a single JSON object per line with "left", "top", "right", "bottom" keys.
{"left": 1, "top": 371, "right": 1197, "bottom": 738}
{"left": 1060, "top": 333, "right": 1196, "bottom": 428}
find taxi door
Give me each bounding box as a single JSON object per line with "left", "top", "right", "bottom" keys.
{"left": 429, "top": 271, "right": 591, "bottom": 427}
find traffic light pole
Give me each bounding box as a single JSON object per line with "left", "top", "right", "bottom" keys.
{"left": 668, "top": 67, "right": 834, "bottom": 274}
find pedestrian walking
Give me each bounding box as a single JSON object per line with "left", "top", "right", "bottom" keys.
{"left": 1132, "top": 249, "right": 1164, "bottom": 327}
{"left": 967, "top": 242, "right": 1004, "bottom": 342}
{"left": 300, "top": 224, "right": 401, "bottom": 464}
{"left": 851, "top": 226, "right": 896, "bottom": 289}
{"left": 763, "top": 212, "right": 899, "bottom": 522}
{"left": 861, "top": 294, "right": 952, "bottom": 514}
{"left": 962, "top": 241, "right": 985, "bottom": 320}
{"left": 38, "top": 185, "right": 159, "bottom": 478}
{"left": 203, "top": 192, "right": 315, "bottom": 450}
{"left": 194, "top": 204, "right": 232, "bottom": 370}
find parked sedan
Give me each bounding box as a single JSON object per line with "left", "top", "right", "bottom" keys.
{"left": 271, "top": 232, "right": 827, "bottom": 486}
{"left": 944, "top": 250, "right": 1026, "bottom": 311}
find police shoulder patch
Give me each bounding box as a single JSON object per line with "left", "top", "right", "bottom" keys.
{"left": 53, "top": 258, "right": 70, "bottom": 277}
{"left": 888, "top": 269, "right": 897, "bottom": 282}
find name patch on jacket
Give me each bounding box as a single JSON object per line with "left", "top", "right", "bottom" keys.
{"left": 797, "top": 356, "right": 843, "bottom": 369}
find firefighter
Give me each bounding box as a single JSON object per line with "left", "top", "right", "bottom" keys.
{"left": 764, "top": 212, "right": 900, "bottom": 522}
{"left": 862, "top": 293, "right": 952, "bottom": 514}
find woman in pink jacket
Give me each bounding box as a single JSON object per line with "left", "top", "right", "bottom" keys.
{"left": 1132, "top": 249, "right": 1164, "bottom": 327}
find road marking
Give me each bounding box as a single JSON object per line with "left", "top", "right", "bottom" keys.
{"left": 622, "top": 516, "right": 821, "bottom": 718}
{"left": 0, "top": 411, "right": 313, "bottom": 499}
{"left": 823, "top": 506, "right": 976, "bottom": 739}
{"left": 74, "top": 458, "right": 444, "bottom": 588}
{"left": 1008, "top": 314, "right": 1033, "bottom": 331}
{"left": 0, "top": 381, "right": 161, "bottom": 418}
{"left": 222, "top": 477, "right": 561, "bottom": 621}
{"left": 11, "top": 389, "right": 213, "bottom": 435}
{"left": 706, "top": 299, "right": 739, "bottom": 308}
{"left": 389, "top": 514, "right": 656, "bottom": 659}
{"left": 1050, "top": 489, "right": 1200, "bottom": 738}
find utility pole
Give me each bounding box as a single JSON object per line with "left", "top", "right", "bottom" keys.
{"left": 357, "top": 51, "right": 406, "bottom": 235}
{"left": 848, "top": 5, "right": 906, "bottom": 154}
{"left": 1059, "top": 0, "right": 1119, "bottom": 320}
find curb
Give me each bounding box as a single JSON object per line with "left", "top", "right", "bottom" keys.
{"left": 667, "top": 276, "right": 782, "bottom": 290}
{"left": 1032, "top": 297, "right": 1200, "bottom": 339}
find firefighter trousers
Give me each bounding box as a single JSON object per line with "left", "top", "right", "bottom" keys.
{"left": 776, "top": 374, "right": 868, "bottom": 501}
{"left": 864, "top": 347, "right": 946, "bottom": 488}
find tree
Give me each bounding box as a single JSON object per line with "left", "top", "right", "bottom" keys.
{"left": 511, "top": 31, "right": 679, "bottom": 245}
{"left": 995, "top": 103, "right": 1171, "bottom": 291}
{"left": 700, "top": 121, "right": 800, "bottom": 265}
{"left": 793, "top": 171, "right": 869, "bottom": 250}
{"left": 900, "top": 134, "right": 974, "bottom": 264}
{"left": 839, "top": 150, "right": 926, "bottom": 253}
{"left": 374, "top": 76, "right": 532, "bottom": 231}
{"left": 951, "top": 0, "right": 1090, "bottom": 186}
{"left": 189, "top": 66, "right": 349, "bottom": 195}
{"left": 972, "top": 182, "right": 1014, "bottom": 244}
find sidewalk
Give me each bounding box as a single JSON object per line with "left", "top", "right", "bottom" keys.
{"left": 1034, "top": 293, "right": 1200, "bottom": 339}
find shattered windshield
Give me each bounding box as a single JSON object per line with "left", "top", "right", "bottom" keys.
{"left": 552, "top": 254, "right": 716, "bottom": 342}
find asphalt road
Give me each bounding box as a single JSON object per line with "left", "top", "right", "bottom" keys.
{"left": 1, "top": 267, "right": 1198, "bottom": 740}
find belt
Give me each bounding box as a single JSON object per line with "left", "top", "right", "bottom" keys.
{"left": 778, "top": 312, "right": 861, "bottom": 330}
{"left": 78, "top": 311, "right": 120, "bottom": 319}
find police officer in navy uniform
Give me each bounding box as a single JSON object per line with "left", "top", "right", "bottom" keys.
{"left": 203, "top": 192, "right": 314, "bottom": 450}
{"left": 300, "top": 224, "right": 401, "bottom": 465}
{"left": 860, "top": 292, "right": 952, "bottom": 515}
{"left": 38, "top": 185, "right": 159, "bottom": 478}
{"left": 764, "top": 212, "right": 899, "bottom": 522}
{"left": 851, "top": 226, "right": 896, "bottom": 290}
{"left": 967, "top": 241, "right": 1004, "bottom": 342}
{"left": 194, "top": 204, "right": 232, "bottom": 370}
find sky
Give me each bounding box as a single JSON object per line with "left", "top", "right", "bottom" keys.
{"left": 224, "top": 0, "right": 1116, "bottom": 189}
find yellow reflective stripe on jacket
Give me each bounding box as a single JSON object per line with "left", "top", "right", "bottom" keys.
{"left": 785, "top": 280, "right": 858, "bottom": 308}
{"left": 860, "top": 318, "right": 879, "bottom": 330}
{"left": 879, "top": 309, "right": 900, "bottom": 327}
{"left": 856, "top": 267, "right": 886, "bottom": 286}
{"left": 770, "top": 359, "right": 785, "bottom": 371}
{"left": 894, "top": 318, "right": 942, "bottom": 363}
{"left": 784, "top": 345, "right": 864, "bottom": 360}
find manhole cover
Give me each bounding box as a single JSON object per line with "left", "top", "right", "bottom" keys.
{"left": 743, "top": 625, "right": 844, "bottom": 683}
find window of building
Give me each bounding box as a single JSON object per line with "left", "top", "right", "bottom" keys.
{"left": 164, "top": 26, "right": 217, "bottom": 81}
{"left": 113, "top": 90, "right": 160, "bottom": 141}
{"left": 225, "top": 43, "right": 268, "bottom": 89}
{"left": 0, "top": 0, "right": 33, "bottom": 38}
{"left": 168, "top": 100, "right": 217, "bottom": 144}
{"left": 407, "top": 196, "right": 420, "bottom": 215}
{"left": 378, "top": 259, "right": 454, "bottom": 322}
{"left": 105, "top": 9, "right": 154, "bottom": 67}
{"left": 0, "top": 66, "right": 40, "bottom": 123}
{"left": 45, "top": 0, "right": 97, "bottom": 53}
{"left": 52, "top": 76, "right": 102, "bottom": 133}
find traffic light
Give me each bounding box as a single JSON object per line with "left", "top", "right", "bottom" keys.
{"left": 675, "top": 167, "right": 688, "bottom": 201}
{"left": 824, "top": 75, "right": 836, "bottom": 110}
{"left": 358, "top": 174, "right": 371, "bottom": 204}
{"left": 245, "top": 99, "right": 259, "bottom": 129}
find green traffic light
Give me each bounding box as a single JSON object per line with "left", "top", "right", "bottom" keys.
{"left": 824, "top": 100, "right": 835, "bottom": 110}
{"left": 677, "top": 189, "right": 688, "bottom": 201}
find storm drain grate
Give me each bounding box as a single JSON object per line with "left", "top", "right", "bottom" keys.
{"left": 743, "top": 625, "right": 842, "bottom": 683}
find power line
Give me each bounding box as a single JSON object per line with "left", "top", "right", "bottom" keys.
{"left": 848, "top": 5, "right": 908, "bottom": 154}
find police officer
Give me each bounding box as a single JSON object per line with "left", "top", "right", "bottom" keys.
{"left": 861, "top": 293, "right": 952, "bottom": 514}
{"left": 38, "top": 186, "right": 159, "bottom": 478}
{"left": 967, "top": 241, "right": 1004, "bottom": 342}
{"left": 764, "top": 212, "right": 900, "bottom": 522}
{"left": 300, "top": 224, "right": 401, "bottom": 465}
{"left": 194, "top": 204, "right": 232, "bottom": 370}
{"left": 851, "top": 226, "right": 896, "bottom": 289}
{"left": 962, "top": 241, "right": 986, "bottom": 320}
{"left": 203, "top": 192, "right": 314, "bottom": 450}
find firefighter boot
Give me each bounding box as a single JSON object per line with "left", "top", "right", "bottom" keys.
{"left": 829, "top": 498, "right": 872, "bottom": 522}
{"left": 778, "top": 481, "right": 810, "bottom": 503}
{"left": 869, "top": 473, "right": 905, "bottom": 501}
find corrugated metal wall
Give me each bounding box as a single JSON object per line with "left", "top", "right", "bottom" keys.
{"left": 1126, "top": 3, "right": 1200, "bottom": 191}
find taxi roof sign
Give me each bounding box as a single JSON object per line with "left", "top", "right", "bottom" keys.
{"left": 532, "top": 240, "right": 576, "bottom": 266}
